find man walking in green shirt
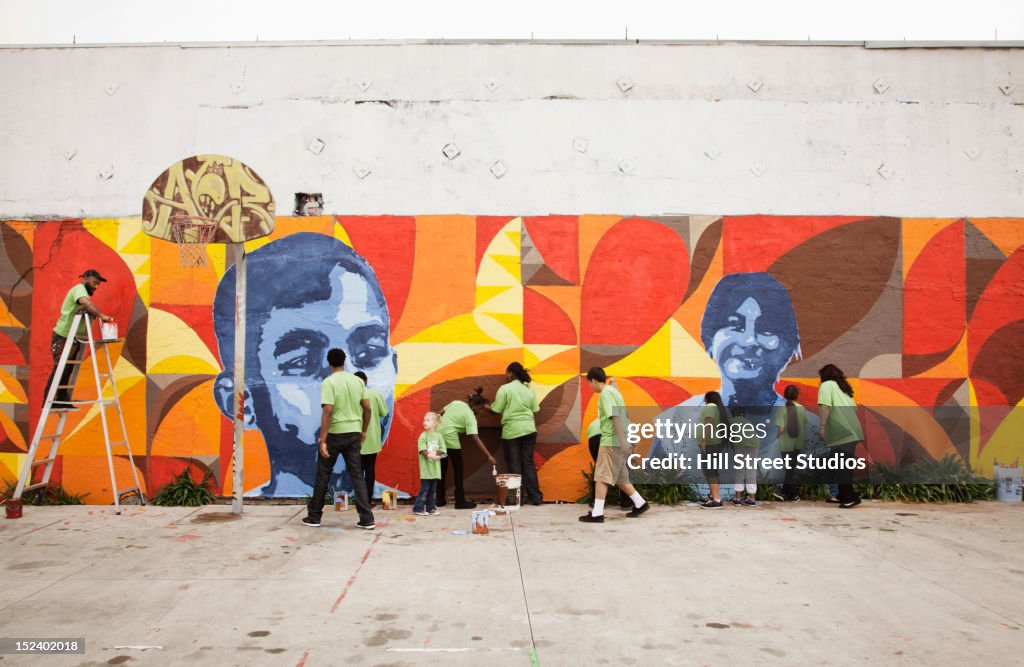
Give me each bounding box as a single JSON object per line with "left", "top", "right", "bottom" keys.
{"left": 579, "top": 367, "right": 649, "bottom": 523}
{"left": 44, "top": 269, "right": 113, "bottom": 409}
{"left": 303, "top": 348, "right": 375, "bottom": 528}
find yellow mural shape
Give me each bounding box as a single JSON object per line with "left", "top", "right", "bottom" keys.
{"left": 146, "top": 309, "right": 221, "bottom": 375}
{"left": 474, "top": 217, "right": 523, "bottom": 344}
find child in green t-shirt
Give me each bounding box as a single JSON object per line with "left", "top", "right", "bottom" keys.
{"left": 730, "top": 407, "right": 760, "bottom": 506}
{"left": 413, "top": 412, "right": 446, "bottom": 516}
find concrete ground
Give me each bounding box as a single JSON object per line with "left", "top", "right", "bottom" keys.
{"left": 1, "top": 499, "right": 1022, "bottom": 666}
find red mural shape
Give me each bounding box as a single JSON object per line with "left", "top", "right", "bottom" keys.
{"left": 523, "top": 216, "right": 580, "bottom": 284}
{"left": 337, "top": 216, "right": 417, "bottom": 333}
{"left": 524, "top": 288, "right": 577, "bottom": 345}
{"left": 376, "top": 388, "right": 432, "bottom": 495}
{"left": 580, "top": 218, "right": 690, "bottom": 346}
{"left": 968, "top": 248, "right": 1024, "bottom": 395}
{"left": 29, "top": 222, "right": 135, "bottom": 419}
{"left": 723, "top": 215, "right": 865, "bottom": 274}
{"left": 903, "top": 221, "right": 965, "bottom": 361}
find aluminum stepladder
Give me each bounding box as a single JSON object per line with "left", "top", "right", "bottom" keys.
{"left": 13, "top": 311, "right": 145, "bottom": 514}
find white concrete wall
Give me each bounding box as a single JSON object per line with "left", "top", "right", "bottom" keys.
{"left": 1, "top": 41, "right": 1022, "bottom": 218}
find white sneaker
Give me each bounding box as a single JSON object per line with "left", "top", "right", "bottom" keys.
{"left": 428, "top": 509, "right": 439, "bottom": 515}
{"left": 413, "top": 510, "right": 428, "bottom": 516}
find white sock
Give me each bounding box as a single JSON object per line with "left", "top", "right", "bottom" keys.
{"left": 592, "top": 499, "right": 605, "bottom": 516}
{"left": 630, "top": 492, "right": 645, "bottom": 507}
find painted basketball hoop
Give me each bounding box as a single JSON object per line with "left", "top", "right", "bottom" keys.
{"left": 168, "top": 215, "right": 219, "bottom": 267}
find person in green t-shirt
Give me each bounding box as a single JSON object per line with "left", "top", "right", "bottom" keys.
{"left": 730, "top": 406, "right": 760, "bottom": 506}
{"left": 489, "top": 362, "right": 543, "bottom": 505}
{"left": 437, "top": 387, "right": 498, "bottom": 510}
{"left": 413, "top": 412, "right": 446, "bottom": 515}
{"left": 697, "top": 391, "right": 729, "bottom": 509}
{"left": 579, "top": 367, "right": 649, "bottom": 523}
{"left": 302, "top": 348, "right": 375, "bottom": 529}
{"left": 44, "top": 269, "right": 114, "bottom": 410}
{"left": 817, "top": 364, "right": 865, "bottom": 509}
{"left": 773, "top": 385, "right": 807, "bottom": 501}
{"left": 354, "top": 371, "right": 389, "bottom": 506}
{"left": 584, "top": 379, "right": 633, "bottom": 510}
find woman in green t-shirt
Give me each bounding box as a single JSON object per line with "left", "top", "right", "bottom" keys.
{"left": 817, "top": 364, "right": 865, "bottom": 508}
{"left": 698, "top": 391, "right": 729, "bottom": 508}
{"left": 489, "top": 362, "right": 542, "bottom": 505}
{"left": 437, "top": 388, "right": 498, "bottom": 509}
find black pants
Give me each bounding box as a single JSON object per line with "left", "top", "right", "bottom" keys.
{"left": 438, "top": 448, "right": 468, "bottom": 504}
{"left": 832, "top": 442, "right": 861, "bottom": 504}
{"left": 503, "top": 432, "right": 542, "bottom": 504}
{"left": 307, "top": 432, "right": 373, "bottom": 523}
{"left": 44, "top": 332, "right": 81, "bottom": 404}
{"left": 360, "top": 453, "right": 377, "bottom": 501}
{"left": 781, "top": 451, "right": 799, "bottom": 499}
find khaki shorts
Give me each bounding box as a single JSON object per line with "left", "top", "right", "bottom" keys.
{"left": 594, "top": 445, "right": 632, "bottom": 486}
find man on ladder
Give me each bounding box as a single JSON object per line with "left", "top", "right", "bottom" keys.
{"left": 15, "top": 267, "right": 144, "bottom": 513}
{"left": 43, "top": 269, "right": 113, "bottom": 410}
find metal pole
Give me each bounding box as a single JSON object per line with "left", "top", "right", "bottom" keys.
{"left": 229, "top": 243, "right": 246, "bottom": 515}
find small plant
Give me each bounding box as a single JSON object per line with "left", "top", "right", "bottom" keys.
{"left": 855, "top": 454, "right": 993, "bottom": 503}
{"left": 1, "top": 479, "right": 87, "bottom": 505}
{"left": 150, "top": 468, "right": 216, "bottom": 506}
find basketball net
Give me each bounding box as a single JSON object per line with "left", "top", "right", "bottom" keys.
{"left": 169, "top": 215, "right": 219, "bottom": 267}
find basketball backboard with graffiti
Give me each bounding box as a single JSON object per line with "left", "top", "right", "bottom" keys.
{"left": 141, "top": 155, "right": 275, "bottom": 244}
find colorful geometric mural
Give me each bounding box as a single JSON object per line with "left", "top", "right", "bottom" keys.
{"left": 1, "top": 215, "right": 1022, "bottom": 503}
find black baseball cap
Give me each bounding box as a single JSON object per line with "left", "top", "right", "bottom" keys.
{"left": 81, "top": 269, "right": 107, "bottom": 282}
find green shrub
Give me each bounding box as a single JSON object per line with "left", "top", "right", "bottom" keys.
{"left": 756, "top": 454, "right": 993, "bottom": 503}
{"left": 1, "top": 479, "right": 87, "bottom": 505}
{"left": 150, "top": 468, "right": 216, "bottom": 506}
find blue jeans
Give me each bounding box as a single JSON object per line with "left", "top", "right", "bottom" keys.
{"left": 414, "top": 479, "right": 438, "bottom": 513}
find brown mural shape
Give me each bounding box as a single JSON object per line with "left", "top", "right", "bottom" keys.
{"left": 771, "top": 217, "right": 900, "bottom": 363}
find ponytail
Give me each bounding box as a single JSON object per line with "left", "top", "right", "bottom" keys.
{"left": 467, "top": 386, "right": 488, "bottom": 407}
{"left": 506, "top": 362, "right": 532, "bottom": 384}
{"left": 783, "top": 385, "right": 799, "bottom": 438}
{"left": 704, "top": 391, "right": 729, "bottom": 426}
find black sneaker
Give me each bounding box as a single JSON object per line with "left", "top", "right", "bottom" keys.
{"left": 454, "top": 501, "right": 477, "bottom": 509}
{"left": 626, "top": 501, "right": 650, "bottom": 518}
{"left": 578, "top": 512, "right": 604, "bottom": 523}
{"left": 838, "top": 499, "right": 862, "bottom": 509}
{"left": 742, "top": 497, "right": 757, "bottom": 506}
{"left": 731, "top": 497, "right": 742, "bottom": 506}
{"left": 356, "top": 519, "right": 376, "bottom": 529}
{"left": 699, "top": 499, "right": 723, "bottom": 509}
{"left": 301, "top": 517, "right": 321, "bottom": 527}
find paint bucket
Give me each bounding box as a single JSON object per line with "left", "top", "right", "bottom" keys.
{"left": 100, "top": 322, "right": 118, "bottom": 340}
{"left": 333, "top": 491, "right": 349, "bottom": 511}
{"left": 381, "top": 490, "right": 398, "bottom": 510}
{"left": 5, "top": 499, "right": 23, "bottom": 519}
{"left": 471, "top": 510, "right": 490, "bottom": 534}
{"left": 495, "top": 473, "right": 522, "bottom": 509}
{"left": 994, "top": 465, "right": 1022, "bottom": 502}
